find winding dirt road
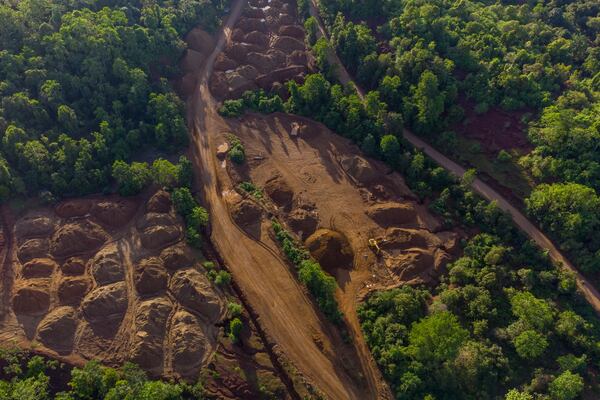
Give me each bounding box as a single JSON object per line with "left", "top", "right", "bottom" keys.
{"left": 309, "top": 2, "right": 600, "bottom": 315}
{"left": 403, "top": 131, "right": 600, "bottom": 314}
{"left": 185, "top": 1, "right": 377, "bottom": 399}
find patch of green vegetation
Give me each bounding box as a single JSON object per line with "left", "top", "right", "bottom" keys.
{"left": 227, "top": 135, "right": 246, "bottom": 165}
{"left": 238, "top": 181, "right": 263, "bottom": 200}
{"left": 271, "top": 220, "right": 342, "bottom": 323}
{"left": 0, "top": 348, "right": 205, "bottom": 399}
{"left": 448, "top": 134, "right": 534, "bottom": 200}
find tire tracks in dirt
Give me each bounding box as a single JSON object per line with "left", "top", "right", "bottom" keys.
{"left": 185, "top": 1, "right": 376, "bottom": 398}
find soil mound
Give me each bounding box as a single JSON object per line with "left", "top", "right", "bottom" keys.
{"left": 244, "top": 7, "right": 265, "bottom": 19}
{"left": 181, "top": 49, "right": 205, "bottom": 73}
{"left": 214, "top": 54, "right": 238, "bottom": 71}
{"left": 170, "top": 269, "right": 223, "bottom": 322}
{"left": 51, "top": 220, "right": 108, "bottom": 258}
{"left": 231, "top": 199, "right": 263, "bottom": 228}
{"left": 383, "top": 228, "right": 441, "bottom": 249}
{"left": 160, "top": 243, "right": 195, "bottom": 270}
{"left": 236, "top": 17, "right": 268, "bottom": 33}
{"left": 140, "top": 224, "right": 181, "bottom": 250}
{"left": 279, "top": 25, "right": 304, "bottom": 40}
{"left": 13, "top": 284, "right": 51, "bottom": 315}
{"left": 137, "top": 212, "right": 177, "bottom": 230}
{"left": 244, "top": 31, "right": 269, "bottom": 48}
{"left": 90, "top": 244, "right": 124, "bottom": 286}
{"left": 135, "top": 257, "right": 168, "bottom": 295}
{"left": 58, "top": 277, "right": 90, "bottom": 306}
{"left": 287, "top": 208, "right": 319, "bottom": 238}
{"left": 185, "top": 27, "right": 214, "bottom": 54}
{"left": 390, "top": 250, "right": 434, "bottom": 282}
{"left": 288, "top": 50, "right": 307, "bottom": 66}
{"left": 170, "top": 311, "right": 208, "bottom": 376}
{"left": 366, "top": 202, "right": 416, "bottom": 227}
{"left": 146, "top": 190, "right": 172, "bottom": 213}
{"left": 228, "top": 72, "right": 258, "bottom": 98}
{"left": 246, "top": 51, "right": 276, "bottom": 73}
{"left": 82, "top": 282, "right": 128, "bottom": 326}
{"left": 15, "top": 215, "right": 55, "bottom": 240}
{"left": 210, "top": 72, "right": 230, "bottom": 99}
{"left": 131, "top": 298, "right": 173, "bottom": 370}
{"left": 61, "top": 257, "right": 86, "bottom": 275}
{"left": 264, "top": 176, "right": 294, "bottom": 207}
{"left": 277, "top": 14, "right": 295, "bottom": 26}
{"left": 91, "top": 199, "right": 137, "bottom": 228}
{"left": 18, "top": 238, "right": 50, "bottom": 263}
{"left": 21, "top": 258, "right": 57, "bottom": 278}
{"left": 341, "top": 155, "right": 380, "bottom": 185}
{"left": 135, "top": 297, "right": 173, "bottom": 336}
{"left": 238, "top": 64, "right": 260, "bottom": 80}
{"left": 256, "top": 65, "right": 307, "bottom": 89}
{"left": 55, "top": 199, "right": 92, "bottom": 218}
{"left": 305, "top": 229, "right": 354, "bottom": 271}
{"left": 36, "top": 306, "right": 78, "bottom": 351}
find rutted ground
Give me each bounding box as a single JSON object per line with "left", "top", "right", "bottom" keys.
{"left": 210, "top": 0, "right": 311, "bottom": 100}
{"left": 0, "top": 191, "right": 223, "bottom": 377}
{"left": 0, "top": 191, "right": 295, "bottom": 399}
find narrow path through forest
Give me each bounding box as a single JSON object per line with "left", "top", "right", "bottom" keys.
{"left": 308, "top": 3, "right": 600, "bottom": 316}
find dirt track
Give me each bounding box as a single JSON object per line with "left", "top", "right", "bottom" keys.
{"left": 305, "top": 4, "right": 600, "bottom": 316}
{"left": 186, "top": 1, "right": 379, "bottom": 398}
{"left": 403, "top": 131, "right": 600, "bottom": 315}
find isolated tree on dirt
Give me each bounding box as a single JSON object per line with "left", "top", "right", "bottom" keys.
{"left": 229, "top": 318, "right": 243, "bottom": 343}
{"left": 171, "top": 187, "right": 196, "bottom": 217}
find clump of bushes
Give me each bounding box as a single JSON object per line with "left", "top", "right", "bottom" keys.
{"left": 172, "top": 187, "right": 209, "bottom": 249}
{"left": 227, "top": 135, "right": 245, "bottom": 165}
{"left": 219, "top": 90, "right": 284, "bottom": 118}
{"left": 272, "top": 220, "right": 342, "bottom": 323}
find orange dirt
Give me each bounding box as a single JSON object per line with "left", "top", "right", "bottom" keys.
{"left": 0, "top": 191, "right": 228, "bottom": 380}
{"left": 210, "top": 0, "right": 312, "bottom": 100}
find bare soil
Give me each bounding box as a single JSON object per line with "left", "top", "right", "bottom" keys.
{"left": 209, "top": 0, "right": 312, "bottom": 100}
{"left": 453, "top": 97, "right": 533, "bottom": 155}
{"left": 0, "top": 191, "right": 226, "bottom": 380}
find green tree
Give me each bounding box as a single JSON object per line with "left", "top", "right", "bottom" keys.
{"left": 380, "top": 134, "right": 401, "bottom": 166}
{"left": 549, "top": 371, "right": 584, "bottom": 400}
{"left": 229, "top": 318, "right": 243, "bottom": 343}
{"left": 408, "top": 311, "right": 469, "bottom": 366}
{"left": 414, "top": 70, "right": 445, "bottom": 132}
{"left": 513, "top": 330, "right": 548, "bottom": 359}
{"left": 171, "top": 187, "right": 196, "bottom": 217}
{"left": 152, "top": 158, "right": 179, "bottom": 189}
{"left": 505, "top": 389, "right": 533, "bottom": 400}
{"left": 112, "top": 160, "right": 151, "bottom": 196}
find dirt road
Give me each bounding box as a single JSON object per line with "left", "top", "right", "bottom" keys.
{"left": 403, "top": 131, "right": 600, "bottom": 314}
{"left": 306, "top": 4, "right": 600, "bottom": 315}
{"left": 186, "top": 1, "right": 376, "bottom": 398}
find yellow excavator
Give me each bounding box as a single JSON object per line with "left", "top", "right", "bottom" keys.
{"left": 368, "top": 238, "right": 381, "bottom": 255}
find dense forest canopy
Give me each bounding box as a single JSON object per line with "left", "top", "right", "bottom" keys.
{"left": 0, "top": 0, "right": 226, "bottom": 200}
{"left": 304, "top": 0, "right": 600, "bottom": 274}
